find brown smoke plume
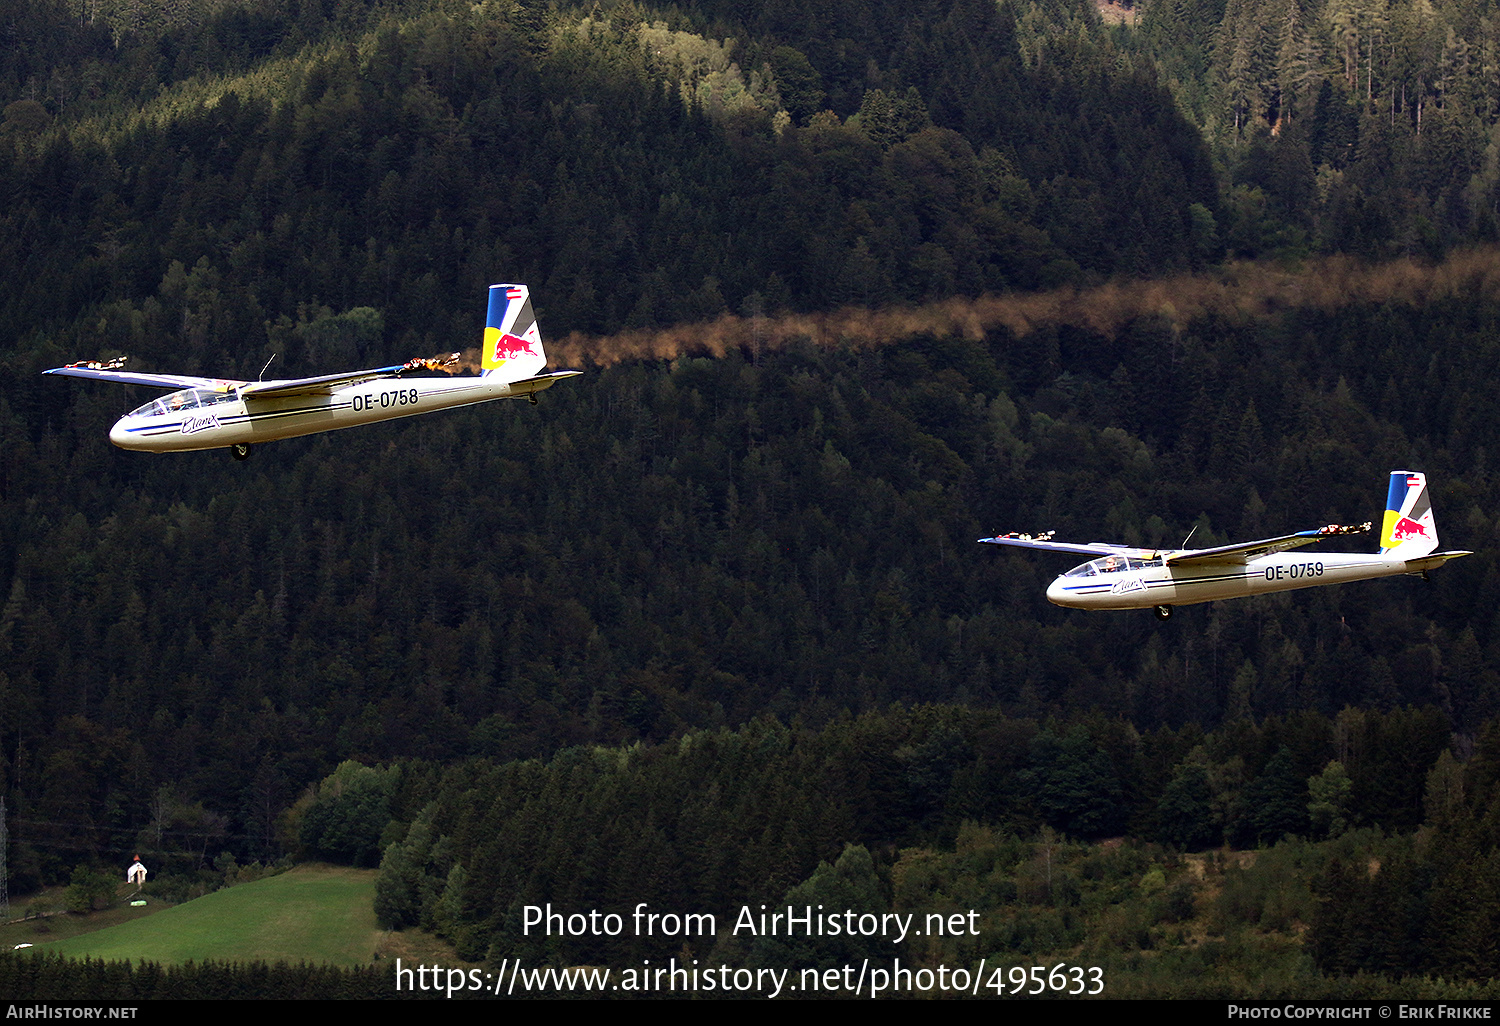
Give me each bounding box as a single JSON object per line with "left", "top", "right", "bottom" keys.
{"left": 546, "top": 248, "right": 1500, "bottom": 368}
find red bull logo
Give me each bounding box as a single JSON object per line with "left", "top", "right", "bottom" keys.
{"left": 1391, "top": 516, "right": 1430, "bottom": 540}
{"left": 492, "top": 332, "right": 536, "bottom": 362}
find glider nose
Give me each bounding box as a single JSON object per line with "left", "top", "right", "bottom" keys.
{"left": 1045, "top": 575, "right": 1072, "bottom": 607}
{"left": 108, "top": 416, "right": 139, "bottom": 450}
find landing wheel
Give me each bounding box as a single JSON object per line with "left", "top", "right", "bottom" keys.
{"left": 230, "top": 443, "right": 252, "bottom": 461}
{"left": 1153, "top": 605, "right": 1173, "bottom": 621}
{"left": 528, "top": 393, "right": 538, "bottom": 405}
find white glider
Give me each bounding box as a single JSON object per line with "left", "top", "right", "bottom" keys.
{"left": 46, "top": 284, "right": 578, "bottom": 460}
{"left": 980, "top": 471, "right": 1470, "bottom": 620}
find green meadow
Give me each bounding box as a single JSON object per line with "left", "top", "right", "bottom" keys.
{"left": 36, "top": 865, "right": 381, "bottom": 967}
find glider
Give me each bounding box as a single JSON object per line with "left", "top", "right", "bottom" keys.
{"left": 980, "top": 471, "right": 1470, "bottom": 620}
{"left": 45, "top": 284, "right": 578, "bottom": 460}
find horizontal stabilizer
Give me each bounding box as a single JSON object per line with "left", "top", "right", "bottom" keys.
{"left": 505, "top": 370, "right": 584, "bottom": 392}
{"left": 1402, "top": 550, "right": 1472, "bottom": 573}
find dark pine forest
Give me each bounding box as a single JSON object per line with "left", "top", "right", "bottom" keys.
{"left": 5, "top": 0, "right": 1500, "bottom": 994}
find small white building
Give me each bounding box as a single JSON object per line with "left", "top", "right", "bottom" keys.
{"left": 126, "top": 857, "right": 147, "bottom": 886}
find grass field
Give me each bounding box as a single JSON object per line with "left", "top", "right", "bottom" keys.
{"left": 33, "top": 864, "right": 383, "bottom": 966}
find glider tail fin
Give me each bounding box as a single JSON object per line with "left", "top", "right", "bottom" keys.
{"left": 481, "top": 284, "right": 548, "bottom": 383}
{"left": 1380, "top": 470, "right": 1439, "bottom": 557}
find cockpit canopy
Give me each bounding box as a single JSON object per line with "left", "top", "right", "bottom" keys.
{"left": 129, "top": 387, "right": 239, "bottom": 419}
{"left": 1064, "top": 554, "right": 1164, "bottom": 577}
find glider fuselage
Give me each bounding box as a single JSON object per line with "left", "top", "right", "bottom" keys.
{"left": 1045, "top": 550, "right": 1451, "bottom": 610}
{"left": 107, "top": 374, "right": 555, "bottom": 453}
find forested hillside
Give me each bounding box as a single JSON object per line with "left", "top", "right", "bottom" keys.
{"left": 356, "top": 704, "right": 1475, "bottom": 966}
{"left": 0, "top": 0, "right": 1216, "bottom": 364}
{"left": 3, "top": 0, "right": 1500, "bottom": 995}
{"left": 1136, "top": 0, "right": 1500, "bottom": 256}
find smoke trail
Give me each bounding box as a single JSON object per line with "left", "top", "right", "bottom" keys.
{"left": 546, "top": 248, "right": 1500, "bottom": 368}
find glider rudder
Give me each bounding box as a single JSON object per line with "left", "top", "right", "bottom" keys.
{"left": 1380, "top": 470, "right": 1439, "bottom": 558}
{"left": 482, "top": 284, "right": 547, "bottom": 383}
